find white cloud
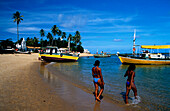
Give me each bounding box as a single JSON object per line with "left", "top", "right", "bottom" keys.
{"left": 113, "top": 39, "right": 122, "bottom": 42}
{"left": 7, "top": 27, "right": 41, "bottom": 34}
{"left": 59, "top": 14, "right": 88, "bottom": 30}
{"left": 88, "top": 17, "right": 133, "bottom": 23}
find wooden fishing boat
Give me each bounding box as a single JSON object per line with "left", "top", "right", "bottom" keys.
{"left": 117, "top": 49, "right": 170, "bottom": 65}
{"left": 117, "top": 30, "right": 170, "bottom": 65}
{"left": 39, "top": 47, "right": 79, "bottom": 62}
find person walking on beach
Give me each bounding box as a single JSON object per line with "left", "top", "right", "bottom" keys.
{"left": 92, "top": 60, "right": 104, "bottom": 102}
{"left": 124, "top": 64, "right": 137, "bottom": 104}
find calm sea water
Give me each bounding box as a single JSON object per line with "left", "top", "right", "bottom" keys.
{"left": 40, "top": 55, "right": 170, "bottom": 110}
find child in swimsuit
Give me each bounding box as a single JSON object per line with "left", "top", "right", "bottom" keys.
{"left": 92, "top": 60, "right": 104, "bottom": 102}
{"left": 124, "top": 64, "right": 137, "bottom": 104}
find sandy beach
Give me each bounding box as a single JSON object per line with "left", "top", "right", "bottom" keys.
{"left": 0, "top": 53, "right": 129, "bottom": 111}
{"left": 79, "top": 53, "right": 94, "bottom": 57}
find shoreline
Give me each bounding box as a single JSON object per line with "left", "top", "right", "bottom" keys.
{"left": 40, "top": 62, "right": 128, "bottom": 111}
{"left": 79, "top": 53, "right": 94, "bottom": 57}
{"left": 0, "top": 53, "right": 75, "bottom": 110}
{"left": 0, "top": 53, "right": 129, "bottom": 111}
{"left": 44, "top": 61, "right": 142, "bottom": 111}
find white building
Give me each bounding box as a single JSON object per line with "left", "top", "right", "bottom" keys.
{"left": 16, "top": 38, "right": 26, "bottom": 50}
{"left": 84, "top": 49, "right": 90, "bottom": 53}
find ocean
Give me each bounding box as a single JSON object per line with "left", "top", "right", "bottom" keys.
{"left": 39, "top": 55, "right": 170, "bottom": 110}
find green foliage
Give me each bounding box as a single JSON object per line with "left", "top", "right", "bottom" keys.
{"left": 26, "top": 37, "right": 34, "bottom": 46}
{"left": 8, "top": 25, "right": 84, "bottom": 53}
{"left": 40, "top": 29, "right": 45, "bottom": 37}
{"left": 39, "top": 25, "right": 84, "bottom": 52}
{"left": 77, "top": 45, "right": 84, "bottom": 53}
{"left": 51, "top": 25, "right": 58, "bottom": 36}
{"left": 13, "top": 11, "right": 23, "bottom": 24}
{"left": 46, "top": 32, "right": 53, "bottom": 45}
{"left": 10, "top": 11, "right": 84, "bottom": 52}
{"left": 70, "top": 44, "right": 84, "bottom": 53}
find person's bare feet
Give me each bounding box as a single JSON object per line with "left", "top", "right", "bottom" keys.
{"left": 125, "top": 103, "right": 130, "bottom": 106}
{"left": 96, "top": 97, "right": 101, "bottom": 102}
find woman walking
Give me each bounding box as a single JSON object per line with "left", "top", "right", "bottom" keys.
{"left": 124, "top": 64, "right": 138, "bottom": 104}
{"left": 92, "top": 60, "right": 104, "bottom": 102}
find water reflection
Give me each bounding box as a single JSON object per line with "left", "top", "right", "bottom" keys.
{"left": 51, "top": 62, "right": 79, "bottom": 72}
{"left": 119, "top": 64, "right": 170, "bottom": 110}
{"left": 38, "top": 58, "right": 170, "bottom": 111}
{"left": 39, "top": 62, "right": 58, "bottom": 83}
{"left": 39, "top": 62, "right": 72, "bottom": 94}
{"left": 120, "top": 64, "right": 170, "bottom": 69}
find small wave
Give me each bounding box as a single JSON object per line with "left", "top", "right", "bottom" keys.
{"left": 131, "top": 96, "right": 141, "bottom": 105}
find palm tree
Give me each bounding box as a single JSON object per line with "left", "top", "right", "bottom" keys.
{"left": 58, "top": 29, "right": 62, "bottom": 36}
{"left": 40, "top": 29, "right": 45, "bottom": 47}
{"left": 51, "top": 25, "right": 59, "bottom": 45}
{"left": 74, "top": 31, "right": 81, "bottom": 46}
{"left": 30, "top": 38, "right": 34, "bottom": 46}
{"left": 13, "top": 11, "right": 24, "bottom": 42}
{"left": 47, "top": 32, "right": 53, "bottom": 46}
{"left": 61, "top": 32, "right": 66, "bottom": 40}
{"left": 51, "top": 25, "right": 58, "bottom": 36}
{"left": 67, "top": 34, "right": 73, "bottom": 42}
{"left": 33, "top": 37, "right": 39, "bottom": 47}
{"left": 40, "top": 29, "right": 45, "bottom": 37}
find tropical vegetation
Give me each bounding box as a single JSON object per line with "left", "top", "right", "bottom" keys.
{"left": 41, "top": 25, "right": 84, "bottom": 52}
{"left": 2, "top": 12, "right": 84, "bottom": 53}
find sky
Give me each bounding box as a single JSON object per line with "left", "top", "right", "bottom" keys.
{"left": 0, "top": 0, "right": 170, "bottom": 53}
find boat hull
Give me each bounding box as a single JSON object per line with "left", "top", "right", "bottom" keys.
{"left": 40, "top": 54, "right": 79, "bottom": 62}
{"left": 118, "top": 56, "right": 170, "bottom": 65}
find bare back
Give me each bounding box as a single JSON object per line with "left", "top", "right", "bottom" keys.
{"left": 92, "top": 66, "right": 101, "bottom": 78}
{"left": 124, "top": 70, "right": 135, "bottom": 82}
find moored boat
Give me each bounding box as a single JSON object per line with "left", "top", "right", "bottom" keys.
{"left": 94, "top": 50, "right": 111, "bottom": 58}
{"left": 117, "top": 30, "right": 170, "bottom": 65}
{"left": 117, "top": 49, "right": 170, "bottom": 65}
{"left": 39, "top": 46, "right": 79, "bottom": 62}
{"left": 94, "top": 54, "right": 111, "bottom": 58}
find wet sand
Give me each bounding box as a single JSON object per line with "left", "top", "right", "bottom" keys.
{"left": 0, "top": 53, "right": 128, "bottom": 111}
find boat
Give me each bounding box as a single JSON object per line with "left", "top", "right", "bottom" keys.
{"left": 94, "top": 53, "right": 111, "bottom": 58}
{"left": 15, "top": 50, "right": 31, "bottom": 54}
{"left": 39, "top": 46, "right": 79, "bottom": 62}
{"left": 93, "top": 50, "right": 111, "bottom": 58}
{"left": 117, "top": 47, "right": 170, "bottom": 65}
{"left": 117, "top": 30, "right": 170, "bottom": 65}
{"left": 0, "top": 48, "right": 15, "bottom": 54}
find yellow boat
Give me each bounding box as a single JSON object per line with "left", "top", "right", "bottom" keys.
{"left": 117, "top": 45, "right": 170, "bottom": 65}
{"left": 39, "top": 47, "right": 79, "bottom": 62}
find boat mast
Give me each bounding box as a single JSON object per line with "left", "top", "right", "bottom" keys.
{"left": 133, "top": 29, "right": 136, "bottom": 55}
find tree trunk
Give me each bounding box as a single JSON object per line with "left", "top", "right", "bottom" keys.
{"left": 17, "top": 24, "right": 19, "bottom": 42}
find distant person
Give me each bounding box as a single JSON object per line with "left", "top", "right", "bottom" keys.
{"left": 124, "top": 64, "right": 138, "bottom": 104}
{"left": 92, "top": 60, "right": 104, "bottom": 102}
